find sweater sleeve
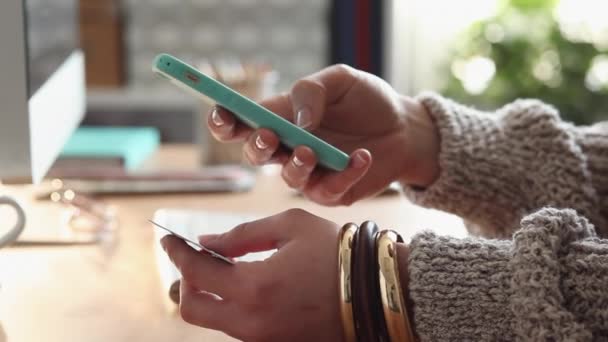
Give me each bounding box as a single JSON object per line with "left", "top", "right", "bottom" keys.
{"left": 401, "top": 93, "right": 607, "bottom": 238}
{"left": 407, "top": 208, "right": 608, "bottom": 341}
{"left": 575, "top": 122, "right": 608, "bottom": 230}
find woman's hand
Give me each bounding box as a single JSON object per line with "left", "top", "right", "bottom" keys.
{"left": 161, "top": 209, "right": 344, "bottom": 342}
{"left": 207, "top": 65, "right": 440, "bottom": 206}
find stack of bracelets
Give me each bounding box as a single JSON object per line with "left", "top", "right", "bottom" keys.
{"left": 338, "top": 222, "right": 416, "bottom": 342}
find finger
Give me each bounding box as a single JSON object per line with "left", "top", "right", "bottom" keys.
{"left": 305, "top": 149, "right": 372, "bottom": 205}
{"left": 179, "top": 279, "right": 237, "bottom": 332}
{"left": 281, "top": 146, "right": 317, "bottom": 190}
{"left": 257, "top": 92, "right": 293, "bottom": 121}
{"left": 266, "top": 145, "right": 291, "bottom": 165}
{"left": 207, "top": 106, "right": 252, "bottom": 142}
{"left": 289, "top": 64, "right": 359, "bottom": 130}
{"left": 242, "top": 128, "right": 280, "bottom": 166}
{"left": 256, "top": 65, "right": 360, "bottom": 130}
{"left": 161, "top": 235, "right": 241, "bottom": 296}
{"left": 198, "top": 214, "right": 294, "bottom": 258}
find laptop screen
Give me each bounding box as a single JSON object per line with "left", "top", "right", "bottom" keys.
{"left": 25, "top": 0, "right": 79, "bottom": 97}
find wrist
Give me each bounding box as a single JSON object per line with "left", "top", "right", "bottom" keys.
{"left": 397, "top": 96, "right": 440, "bottom": 188}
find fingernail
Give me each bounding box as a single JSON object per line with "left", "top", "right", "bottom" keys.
{"left": 352, "top": 152, "right": 368, "bottom": 169}
{"left": 211, "top": 108, "right": 224, "bottom": 126}
{"left": 255, "top": 134, "right": 269, "bottom": 150}
{"left": 292, "top": 155, "right": 304, "bottom": 167}
{"left": 295, "top": 107, "right": 312, "bottom": 129}
{"left": 324, "top": 189, "right": 344, "bottom": 201}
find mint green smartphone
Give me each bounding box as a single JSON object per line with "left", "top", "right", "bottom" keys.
{"left": 152, "top": 53, "right": 350, "bottom": 171}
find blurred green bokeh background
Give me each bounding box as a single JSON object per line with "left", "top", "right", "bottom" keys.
{"left": 441, "top": 0, "right": 608, "bottom": 124}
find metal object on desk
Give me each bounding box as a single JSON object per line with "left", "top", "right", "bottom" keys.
{"left": 0, "top": 195, "right": 26, "bottom": 247}
{"left": 12, "top": 180, "right": 118, "bottom": 247}
{"left": 49, "top": 179, "right": 118, "bottom": 234}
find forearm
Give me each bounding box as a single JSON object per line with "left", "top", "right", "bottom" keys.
{"left": 405, "top": 208, "right": 608, "bottom": 341}
{"left": 401, "top": 93, "right": 605, "bottom": 238}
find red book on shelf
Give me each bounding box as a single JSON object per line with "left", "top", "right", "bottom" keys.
{"left": 355, "top": 0, "right": 371, "bottom": 72}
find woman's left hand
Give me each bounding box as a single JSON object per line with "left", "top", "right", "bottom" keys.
{"left": 161, "top": 209, "right": 344, "bottom": 342}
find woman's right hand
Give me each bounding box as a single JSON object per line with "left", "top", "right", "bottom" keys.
{"left": 207, "top": 65, "right": 440, "bottom": 206}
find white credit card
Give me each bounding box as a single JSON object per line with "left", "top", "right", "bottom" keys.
{"left": 149, "top": 220, "right": 234, "bottom": 265}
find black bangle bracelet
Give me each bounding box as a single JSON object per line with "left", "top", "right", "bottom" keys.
{"left": 351, "top": 221, "right": 390, "bottom": 342}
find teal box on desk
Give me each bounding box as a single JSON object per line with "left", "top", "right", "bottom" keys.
{"left": 57, "top": 126, "right": 161, "bottom": 171}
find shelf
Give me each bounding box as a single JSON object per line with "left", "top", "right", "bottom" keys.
{"left": 86, "top": 86, "right": 205, "bottom": 113}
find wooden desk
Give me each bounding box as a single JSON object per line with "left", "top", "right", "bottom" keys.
{"left": 0, "top": 145, "right": 465, "bottom": 342}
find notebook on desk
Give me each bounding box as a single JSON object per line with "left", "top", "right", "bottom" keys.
{"left": 51, "top": 126, "right": 160, "bottom": 173}
{"left": 152, "top": 208, "right": 274, "bottom": 309}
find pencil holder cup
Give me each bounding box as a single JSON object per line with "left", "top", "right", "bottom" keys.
{"left": 199, "top": 62, "right": 279, "bottom": 166}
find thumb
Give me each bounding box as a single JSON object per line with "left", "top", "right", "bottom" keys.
{"left": 198, "top": 219, "right": 289, "bottom": 258}
{"left": 290, "top": 78, "right": 326, "bottom": 131}
{"left": 289, "top": 64, "right": 359, "bottom": 130}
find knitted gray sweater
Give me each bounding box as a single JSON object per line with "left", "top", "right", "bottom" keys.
{"left": 403, "top": 93, "right": 608, "bottom": 341}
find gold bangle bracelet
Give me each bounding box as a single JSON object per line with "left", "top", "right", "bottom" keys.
{"left": 377, "top": 230, "right": 415, "bottom": 342}
{"left": 338, "top": 223, "right": 358, "bottom": 342}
